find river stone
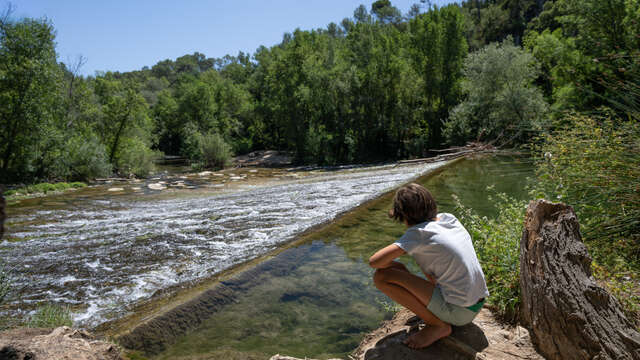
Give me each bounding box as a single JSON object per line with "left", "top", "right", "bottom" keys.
{"left": 148, "top": 183, "right": 166, "bottom": 191}
{"left": 0, "top": 326, "right": 123, "bottom": 360}
{"left": 198, "top": 171, "right": 213, "bottom": 176}
{"left": 270, "top": 356, "right": 341, "bottom": 360}
{"left": 107, "top": 188, "right": 124, "bottom": 192}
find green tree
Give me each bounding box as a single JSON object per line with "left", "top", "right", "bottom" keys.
{"left": 94, "top": 76, "right": 156, "bottom": 176}
{"left": 410, "top": 5, "right": 468, "bottom": 147}
{"left": 0, "top": 15, "right": 61, "bottom": 181}
{"left": 444, "top": 38, "right": 548, "bottom": 145}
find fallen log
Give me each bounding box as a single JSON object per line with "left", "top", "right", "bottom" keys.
{"left": 520, "top": 200, "right": 640, "bottom": 360}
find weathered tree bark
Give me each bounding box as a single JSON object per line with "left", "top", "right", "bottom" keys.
{"left": 520, "top": 200, "right": 640, "bottom": 360}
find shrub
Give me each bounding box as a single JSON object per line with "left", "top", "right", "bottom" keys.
{"left": 116, "top": 137, "right": 159, "bottom": 178}
{"left": 454, "top": 191, "right": 526, "bottom": 322}
{"left": 66, "top": 134, "right": 112, "bottom": 181}
{"left": 184, "top": 129, "right": 233, "bottom": 170}
{"left": 27, "top": 304, "right": 73, "bottom": 328}
{"left": 199, "top": 132, "right": 233, "bottom": 169}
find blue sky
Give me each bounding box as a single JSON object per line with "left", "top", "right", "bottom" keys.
{"left": 14, "top": 0, "right": 456, "bottom": 76}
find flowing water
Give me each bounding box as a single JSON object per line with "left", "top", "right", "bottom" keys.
{"left": 3, "top": 160, "right": 453, "bottom": 328}
{"left": 150, "top": 155, "right": 534, "bottom": 359}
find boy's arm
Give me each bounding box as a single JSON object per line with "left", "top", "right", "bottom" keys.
{"left": 369, "top": 244, "right": 406, "bottom": 269}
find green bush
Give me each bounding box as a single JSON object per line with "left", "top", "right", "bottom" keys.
{"left": 27, "top": 304, "right": 73, "bottom": 328}
{"left": 184, "top": 129, "right": 233, "bottom": 170}
{"left": 199, "top": 132, "right": 233, "bottom": 169}
{"left": 116, "top": 137, "right": 159, "bottom": 178}
{"left": 454, "top": 191, "right": 526, "bottom": 322}
{"left": 66, "top": 134, "right": 112, "bottom": 181}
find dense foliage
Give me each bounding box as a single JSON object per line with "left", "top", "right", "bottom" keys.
{"left": 0, "top": 2, "right": 472, "bottom": 183}
{"left": 444, "top": 37, "right": 548, "bottom": 145}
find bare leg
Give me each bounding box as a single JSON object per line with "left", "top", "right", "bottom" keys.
{"left": 373, "top": 267, "right": 452, "bottom": 349}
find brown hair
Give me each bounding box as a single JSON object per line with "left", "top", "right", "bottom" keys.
{"left": 388, "top": 183, "right": 437, "bottom": 226}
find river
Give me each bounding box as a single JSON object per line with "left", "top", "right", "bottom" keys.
{"left": 3, "top": 154, "right": 534, "bottom": 359}
{"left": 3, "top": 160, "right": 451, "bottom": 328}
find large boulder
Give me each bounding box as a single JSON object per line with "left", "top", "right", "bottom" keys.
{"left": 0, "top": 326, "right": 122, "bottom": 360}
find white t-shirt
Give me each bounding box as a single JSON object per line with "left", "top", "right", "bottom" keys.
{"left": 394, "top": 213, "right": 489, "bottom": 307}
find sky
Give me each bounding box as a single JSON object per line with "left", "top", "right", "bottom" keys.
{"left": 14, "top": 0, "right": 456, "bottom": 76}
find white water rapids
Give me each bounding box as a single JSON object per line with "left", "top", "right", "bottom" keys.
{"left": 3, "top": 161, "right": 446, "bottom": 327}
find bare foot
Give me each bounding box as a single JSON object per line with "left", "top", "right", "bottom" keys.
{"left": 403, "top": 324, "right": 452, "bottom": 349}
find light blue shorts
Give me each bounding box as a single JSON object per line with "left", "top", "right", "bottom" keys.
{"left": 427, "top": 286, "right": 482, "bottom": 326}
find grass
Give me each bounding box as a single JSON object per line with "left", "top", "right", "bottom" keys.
{"left": 454, "top": 190, "right": 524, "bottom": 322}
{"left": 4, "top": 182, "right": 86, "bottom": 198}
{"left": 27, "top": 304, "right": 73, "bottom": 328}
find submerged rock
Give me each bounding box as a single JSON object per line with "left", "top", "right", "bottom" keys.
{"left": 0, "top": 326, "right": 122, "bottom": 360}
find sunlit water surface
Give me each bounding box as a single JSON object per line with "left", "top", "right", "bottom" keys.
{"left": 3, "top": 161, "right": 451, "bottom": 327}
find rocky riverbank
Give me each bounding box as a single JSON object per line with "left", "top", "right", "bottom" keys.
{"left": 273, "top": 307, "right": 542, "bottom": 360}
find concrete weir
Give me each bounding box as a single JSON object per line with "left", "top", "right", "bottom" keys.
{"left": 116, "top": 244, "right": 314, "bottom": 354}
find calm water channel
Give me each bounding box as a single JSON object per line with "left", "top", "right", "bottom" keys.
{"left": 152, "top": 155, "right": 534, "bottom": 359}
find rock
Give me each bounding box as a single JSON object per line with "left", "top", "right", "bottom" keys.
{"left": 229, "top": 176, "right": 244, "bottom": 181}
{"left": 234, "top": 150, "right": 293, "bottom": 167}
{"left": 520, "top": 200, "right": 640, "bottom": 360}
{"left": 270, "top": 355, "right": 341, "bottom": 360}
{"left": 0, "top": 326, "right": 123, "bottom": 360}
{"left": 352, "top": 308, "right": 542, "bottom": 360}
{"left": 147, "top": 183, "right": 166, "bottom": 191}
{"left": 107, "top": 188, "right": 124, "bottom": 192}
{"left": 198, "top": 171, "right": 213, "bottom": 177}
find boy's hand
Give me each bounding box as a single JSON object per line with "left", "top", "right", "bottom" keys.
{"left": 425, "top": 273, "right": 437, "bottom": 285}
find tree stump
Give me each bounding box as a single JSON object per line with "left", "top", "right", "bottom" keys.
{"left": 520, "top": 200, "right": 640, "bottom": 360}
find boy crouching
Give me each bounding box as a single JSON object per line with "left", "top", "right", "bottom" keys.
{"left": 369, "top": 183, "right": 489, "bottom": 349}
